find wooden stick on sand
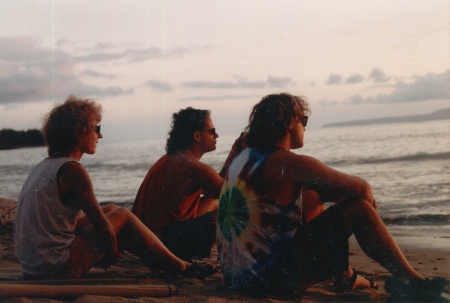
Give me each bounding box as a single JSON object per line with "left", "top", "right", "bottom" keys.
{"left": 0, "top": 280, "right": 178, "bottom": 298}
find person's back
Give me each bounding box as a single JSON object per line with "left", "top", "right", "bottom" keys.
{"left": 218, "top": 147, "right": 303, "bottom": 289}
{"left": 133, "top": 154, "right": 203, "bottom": 233}
{"left": 14, "top": 157, "right": 80, "bottom": 277}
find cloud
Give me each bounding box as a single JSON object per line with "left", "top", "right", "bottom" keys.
{"left": 0, "top": 36, "right": 133, "bottom": 105}
{"left": 325, "top": 74, "right": 343, "bottom": 85}
{"left": 346, "top": 74, "right": 364, "bottom": 84}
{"left": 318, "top": 70, "right": 449, "bottom": 106}
{"left": 182, "top": 75, "right": 295, "bottom": 90}
{"left": 318, "top": 99, "right": 339, "bottom": 106}
{"left": 83, "top": 86, "right": 134, "bottom": 98}
{"left": 267, "top": 76, "right": 296, "bottom": 87}
{"left": 369, "top": 67, "right": 390, "bottom": 83}
{"left": 348, "top": 70, "right": 449, "bottom": 104}
{"left": 74, "top": 44, "right": 213, "bottom": 63}
{"left": 81, "top": 69, "right": 115, "bottom": 79}
{"left": 144, "top": 80, "right": 173, "bottom": 92}
{"left": 180, "top": 94, "right": 259, "bottom": 102}
{"left": 326, "top": 68, "right": 389, "bottom": 85}
{"left": 74, "top": 47, "right": 166, "bottom": 63}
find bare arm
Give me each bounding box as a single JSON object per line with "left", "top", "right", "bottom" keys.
{"left": 190, "top": 160, "right": 224, "bottom": 198}
{"left": 219, "top": 132, "right": 247, "bottom": 178}
{"left": 57, "top": 162, "right": 120, "bottom": 259}
{"left": 277, "top": 151, "right": 376, "bottom": 207}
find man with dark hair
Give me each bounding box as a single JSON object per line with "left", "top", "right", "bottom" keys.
{"left": 132, "top": 107, "right": 239, "bottom": 261}
{"left": 217, "top": 93, "right": 445, "bottom": 298}
{"left": 14, "top": 96, "right": 210, "bottom": 280}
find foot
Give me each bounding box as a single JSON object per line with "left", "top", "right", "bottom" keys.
{"left": 179, "top": 260, "right": 218, "bottom": 280}
{"left": 385, "top": 276, "right": 449, "bottom": 302}
{"left": 334, "top": 270, "right": 378, "bottom": 292}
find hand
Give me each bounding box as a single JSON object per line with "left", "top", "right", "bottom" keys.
{"left": 371, "top": 198, "right": 378, "bottom": 211}
{"left": 96, "top": 221, "right": 121, "bottom": 268}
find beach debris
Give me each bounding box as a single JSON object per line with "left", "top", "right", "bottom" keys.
{"left": 0, "top": 198, "right": 16, "bottom": 232}
{"left": 0, "top": 278, "right": 178, "bottom": 298}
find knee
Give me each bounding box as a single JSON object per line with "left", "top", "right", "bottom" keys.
{"left": 102, "top": 203, "right": 119, "bottom": 213}
{"left": 120, "top": 206, "right": 133, "bottom": 216}
{"left": 110, "top": 206, "right": 134, "bottom": 219}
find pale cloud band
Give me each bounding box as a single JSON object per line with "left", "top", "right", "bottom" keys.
{"left": 0, "top": 36, "right": 134, "bottom": 104}
{"left": 349, "top": 71, "right": 450, "bottom": 105}
{"left": 0, "top": 35, "right": 448, "bottom": 109}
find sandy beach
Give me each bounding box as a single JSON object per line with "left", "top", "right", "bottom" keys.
{"left": 1, "top": 197, "right": 449, "bottom": 302}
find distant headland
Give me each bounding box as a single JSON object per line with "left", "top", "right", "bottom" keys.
{"left": 0, "top": 129, "right": 45, "bottom": 150}
{"left": 323, "top": 108, "right": 450, "bottom": 128}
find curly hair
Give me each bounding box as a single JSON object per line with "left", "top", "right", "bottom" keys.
{"left": 245, "top": 93, "right": 310, "bottom": 149}
{"left": 42, "top": 95, "right": 102, "bottom": 157}
{"left": 166, "top": 107, "right": 210, "bottom": 155}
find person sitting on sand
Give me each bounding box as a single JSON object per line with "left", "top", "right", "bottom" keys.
{"left": 13, "top": 96, "right": 212, "bottom": 280}
{"left": 132, "top": 107, "right": 240, "bottom": 261}
{"left": 217, "top": 93, "right": 446, "bottom": 298}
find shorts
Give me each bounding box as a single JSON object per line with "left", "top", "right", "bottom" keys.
{"left": 268, "top": 205, "right": 353, "bottom": 294}
{"left": 159, "top": 211, "right": 216, "bottom": 260}
{"left": 23, "top": 235, "right": 105, "bottom": 280}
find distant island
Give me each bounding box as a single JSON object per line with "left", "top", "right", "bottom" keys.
{"left": 323, "top": 108, "right": 450, "bottom": 128}
{"left": 0, "top": 129, "right": 45, "bottom": 150}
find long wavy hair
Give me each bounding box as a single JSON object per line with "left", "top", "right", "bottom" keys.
{"left": 42, "top": 95, "right": 102, "bottom": 157}
{"left": 165, "top": 107, "right": 210, "bottom": 155}
{"left": 245, "top": 93, "right": 310, "bottom": 149}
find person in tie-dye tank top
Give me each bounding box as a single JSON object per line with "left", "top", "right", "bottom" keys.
{"left": 217, "top": 93, "right": 429, "bottom": 297}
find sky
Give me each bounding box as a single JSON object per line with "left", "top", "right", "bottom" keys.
{"left": 0, "top": 1, "right": 449, "bottom": 142}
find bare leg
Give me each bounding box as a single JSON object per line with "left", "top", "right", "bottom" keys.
{"left": 76, "top": 204, "right": 119, "bottom": 234}
{"left": 302, "top": 190, "right": 374, "bottom": 289}
{"left": 336, "top": 198, "right": 423, "bottom": 282}
{"left": 104, "top": 207, "right": 189, "bottom": 272}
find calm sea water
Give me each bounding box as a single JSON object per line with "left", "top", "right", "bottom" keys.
{"left": 1, "top": 119, "right": 449, "bottom": 244}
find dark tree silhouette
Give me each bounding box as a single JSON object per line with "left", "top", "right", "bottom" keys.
{"left": 0, "top": 129, "right": 45, "bottom": 150}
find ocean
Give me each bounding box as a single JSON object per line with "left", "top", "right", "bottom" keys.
{"left": 1, "top": 119, "right": 449, "bottom": 248}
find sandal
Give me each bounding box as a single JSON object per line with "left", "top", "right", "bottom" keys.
{"left": 180, "top": 261, "right": 218, "bottom": 280}
{"left": 385, "top": 276, "right": 449, "bottom": 302}
{"left": 334, "top": 271, "right": 378, "bottom": 292}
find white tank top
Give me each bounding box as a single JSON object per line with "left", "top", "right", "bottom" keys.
{"left": 13, "top": 157, "right": 82, "bottom": 277}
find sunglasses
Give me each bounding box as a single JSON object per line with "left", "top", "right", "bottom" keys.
{"left": 95, "top": 124, "right": 101, "bottom": 134}
{"left": 300, "top": 115, "right": 308, "bottom": 127}
{"left": 202, "top": 128, "right": 216, "bottom": 135}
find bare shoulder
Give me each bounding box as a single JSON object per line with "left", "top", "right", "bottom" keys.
{"left": 269, "top": 149, "right": 320, "bottom": 167}
{"left": 59, "top": 161, "right": 87, "bottom": 178}
{"left": 57, "top": 161, "right": 92, "bottom": 191}
{"left": 266, "top": 149, "right": 329, "bottom": 181}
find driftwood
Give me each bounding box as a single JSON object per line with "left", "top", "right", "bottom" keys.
{"left": 0, "top": 278, "right": 177, "bottom": 298}
{"left": 0, "top": 198, "right": 16, "bottom": 231}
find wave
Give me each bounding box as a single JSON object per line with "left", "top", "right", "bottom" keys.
{"left": 85, "top": 162, "right": 154, "bottom": 172}
{"left": 326, "top": 151, "right": 450, "bottom": 166}
{"left": 383, "top": 214, "right": 450, "bottom": 226}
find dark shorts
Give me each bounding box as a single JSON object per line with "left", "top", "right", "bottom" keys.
{"left": 159, "top": 211, "right": 216, "bottom": 260}
{"left": 268, "top": 205, "right": 353, "bottom": 294}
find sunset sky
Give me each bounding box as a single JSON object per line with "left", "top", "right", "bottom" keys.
{"left": 0, "top": 1, "right": 448, "bottom": 142}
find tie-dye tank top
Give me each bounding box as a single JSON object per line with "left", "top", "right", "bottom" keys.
{"left": 217, "top": 147, "right": 303, "bottom": 290}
